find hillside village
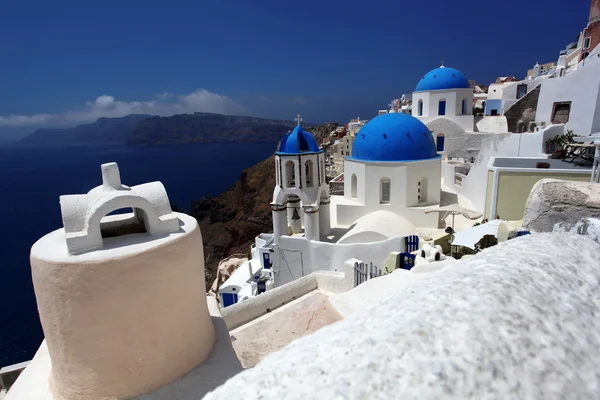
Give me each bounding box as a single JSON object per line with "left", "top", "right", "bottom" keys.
{"left": 3, "top": 1, "right": 600, "bottom": 399}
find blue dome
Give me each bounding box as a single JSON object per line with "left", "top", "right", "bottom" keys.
{"left": 350, "top": 113, "right": 439, "bottom": 162}
{"left": 415, "top": 66, "right": 470, "bottom": 92}
{"left": 277, "top": 125, "right": 321, "bottom": 154}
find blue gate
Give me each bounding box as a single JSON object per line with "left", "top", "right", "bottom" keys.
{"left": 516, "top": 230, "right": 531, "bottom": 237}
{"left": 399, "top": 253, "right": 416, "bottom": 271}
{"left": 262, "top": 252, "right": 271, "bottom": 269}
{"left": 221, "top": 293, "right": 238, "bottom": 308}
{"left": 405, "top": 235, "right": 419, "bottom": 252}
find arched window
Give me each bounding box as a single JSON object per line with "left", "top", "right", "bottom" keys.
{"left": 418, "top": 100, "right": 423, "bottom": 116}
{"left": 285, "top": 161, "right": 296, "bottom": 188}
{"left": 418, "top": 178, "right": 427, "bottom": 204}
{"left": 436, "top": 133, "right": 445, "bottom": 152}
{"left": 461, "top": 99, "right": 466, "bottom": 115}
{"left": 351, "top": 174, "right": 357, "bottom": 199}
{"left": 438, "top": 99, "right": 446, "bottom": 116}
{"left": 305, "top": 160, "right": 314, "bottom": 187}
{"left": 380, "top": 178, "right": 391, "bottom": 204}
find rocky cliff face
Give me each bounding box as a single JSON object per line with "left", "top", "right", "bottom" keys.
{"left": 189, "top": 123, "right": 338, "bottom": 289}
{"left": 190, "top": 155, "right": 276, "bottom": 289}
{"left": 128, "top": 113, "right": 300, "bottom": 146}
{"left": 21, "top": 115, "right": 151, "bottom": 144}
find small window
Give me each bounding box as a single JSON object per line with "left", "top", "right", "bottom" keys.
{"left": 305, "top": 160, "right": 314, "bottom": 187}
{"left": 461, "top": 99, "right": 466, "bottom": 115}
{"left": 438, "top": 100, "right": 446, "bottom": 116}
{"left": 418, "top": 178, "right": 427, "bottom": 203}
{"left": 351, "top": 174, "right": 357, "bottom": 199}
{"left": 380, "top": 178, "right": 391, "bottom": 204}
{"left": 516, "top": 84, "right": 527, "bottom": 100}
{"left": 285, "top": 161, "right": 295, "bottom": 188}
{"left": 551, "top": 101, "right": 571, "bottom": 124}
{"left": 436, "top": 133, "right": 445, "bottom": 152}
{"left": 418, "top": 100, "right": 423, "bottom": 116}
{"left": 584, "top": 36, "right": 591, "bottom": 50}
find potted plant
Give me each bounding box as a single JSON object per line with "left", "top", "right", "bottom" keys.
{"left": 546, "top": 130, "right": 576, "bottom": 159}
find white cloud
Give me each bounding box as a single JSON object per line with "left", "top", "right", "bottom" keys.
{"left": 0, "top": 89, "right": 245, "bottom": 127}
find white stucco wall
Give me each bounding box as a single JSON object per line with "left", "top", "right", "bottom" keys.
{"left": 205, "top": 234, "right": 600, "bottom": 400}
{"left": 271, "top": 235, "right": 405, "bottom": 288}
{"left": 502, "top": 79, "right": 542, "bottom": 112}
{"left": 426, "top": 117, "right": 509, "bottom": 159}
{"left": 274, "top": 153, "right": 328, "bottom": 206}
{"left": 413, "top": 88, "right": 474, "bottom": 131}
{"left": 487, "top": 82, "right": 512, "bottom": 100}
{"left": 442, "top": 125, "right": 565, "bottom": 213}
{"left": 537, "top": 61, "right": 600, "bottom": 135}
{"left": 338, "top": 158, "right": 441, "bottom": 228}
{"left": 475, "top": 116, "right": 509, "bottom": 133}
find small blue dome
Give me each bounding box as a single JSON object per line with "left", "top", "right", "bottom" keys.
{"left": 350, "top": 113, "right": 439, "bottom": 162}
{"left": 415, "top": 66, "right": 470, "bottom": 92}
{"left": 277, "top": 125, "right": 321, "bottom": 154}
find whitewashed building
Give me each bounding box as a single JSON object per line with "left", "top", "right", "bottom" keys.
{"left": 412, "top": 65, "right": 475, "bottom": 133}
{"left": 332, "top": 112, "right": 442, "bottom": 228}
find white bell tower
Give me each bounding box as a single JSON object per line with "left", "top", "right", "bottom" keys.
{"left": 271, "top": 114, "right": 330, "bottom": 243}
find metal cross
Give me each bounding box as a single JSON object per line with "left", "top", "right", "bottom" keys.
{"left": 295, "top": 114, "right": 303, "bottom": 126}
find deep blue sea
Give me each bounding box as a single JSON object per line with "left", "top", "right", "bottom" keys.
{"left": 0, "top": 141, "right": 278, "bottom": 367}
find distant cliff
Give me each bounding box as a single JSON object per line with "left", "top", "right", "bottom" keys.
{"left": 127, "top": 113, "right": 299, "bottom": 146}
{"left": 188, "top": 123, "right": 338, "bottom": 289}
{"left": 20, "top": 114, "right": 150, "bottom": 144}
{"left": 20, "top": 113, "right": 310, "bottom": 146}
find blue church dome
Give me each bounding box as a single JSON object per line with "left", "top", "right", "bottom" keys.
{"left": 276, "top": 125, "right": 321, "bottom": 155}
{"left": 350, "top": 113, "right": 439, "bottom": 162}
{"left": 415, "top": 66, "right": 470, "bottom": 92}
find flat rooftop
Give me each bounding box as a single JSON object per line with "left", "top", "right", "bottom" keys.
{"left": 492, "top": 157, "right": 592, "bottom": 171}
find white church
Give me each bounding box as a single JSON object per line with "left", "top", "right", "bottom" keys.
{"left": 219, "top": 105, "right": 452, "bottom": 306}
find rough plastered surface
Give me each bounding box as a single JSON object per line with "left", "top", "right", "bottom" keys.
{"left": 523, "top": 179, "right": 600, "bottom": 233}
{"left": 205, "top": 233, "right": 600, "bottom": 399}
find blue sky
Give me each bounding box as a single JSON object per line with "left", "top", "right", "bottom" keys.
{"left": 0, "top": 0, "right": 591, "bottom": 138}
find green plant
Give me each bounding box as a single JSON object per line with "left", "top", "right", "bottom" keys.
{"left": 474, "top": 234, "right": 498, "bottom": 252}
{"left": 546, "top": 130, "right": 577, "bottom": 152}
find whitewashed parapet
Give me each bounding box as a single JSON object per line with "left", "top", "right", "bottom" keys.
{"left": 59, "top": 162, "right": 179, "bottom": 255}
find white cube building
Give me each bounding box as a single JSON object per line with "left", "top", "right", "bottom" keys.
{"left": 412, "top": 65, "right": 474, "bottom": 137}
{"left": 332, "top": 113, "right": 442, "bottom": 228}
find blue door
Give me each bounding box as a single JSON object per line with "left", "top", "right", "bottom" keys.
{"left": 221, "top": 293, "right": 238, "bottom": 308}
{"left": 399, "top": 253, "right": 416, "bottom": 270}
{"left": 436, "top": 134, "right": 445, "bottom": 152}
{"left": 263, "top": 252, "right": 271, "bottom": 269}
{"left": 438, "top": 100, "right": 446, "bottom": 116}
{"left": 257, "top": 280, "right": 267, "bottom": 294}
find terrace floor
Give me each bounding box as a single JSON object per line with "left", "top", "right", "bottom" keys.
{"left": 229, "top": 290, "right": 341, "bottom": 368}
